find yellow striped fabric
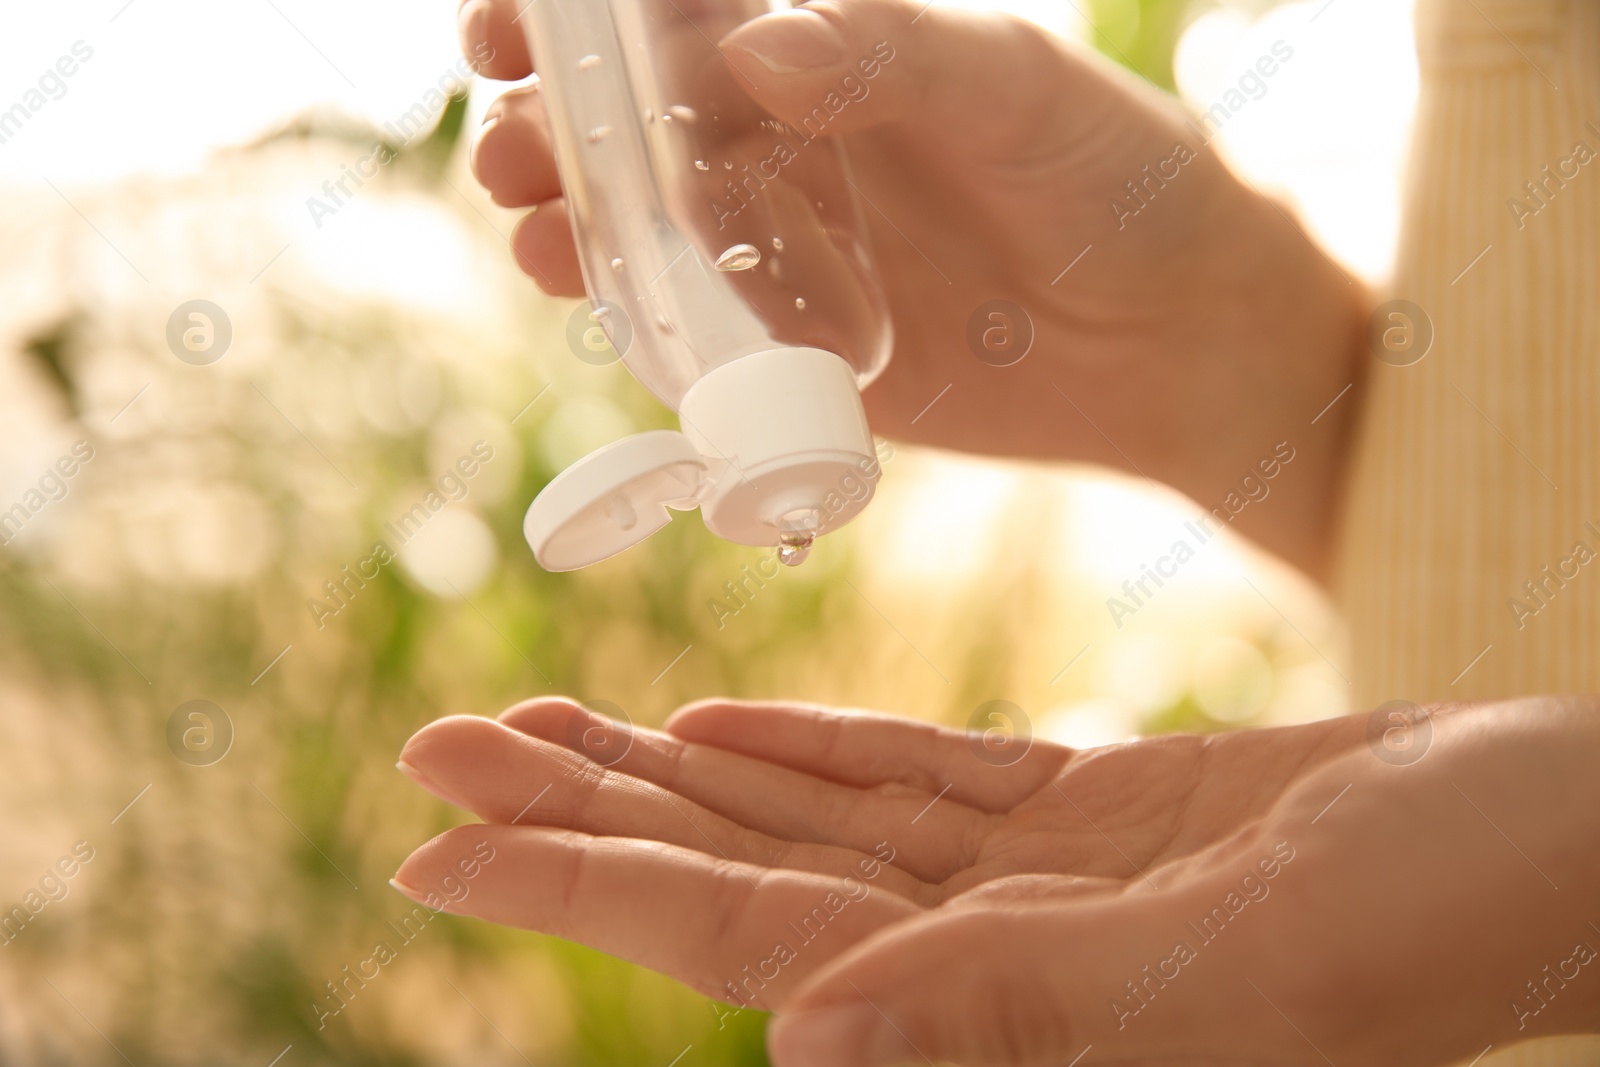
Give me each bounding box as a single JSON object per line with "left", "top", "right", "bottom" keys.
{"left": 1335, "top": 0, "right": 1599, "bottom": 1062}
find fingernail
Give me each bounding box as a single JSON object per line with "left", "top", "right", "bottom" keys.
{"left": 721, "top": 10, "right": 848, "bottom": 75}
{"left": 768, "top": 1005, "right": 882, "bottom": 1067}
{"left": 388, "top": 877, "right": 428, "bottom": 904}
{"left": 471, "top": 114, "right": 501, "bottom": 177}
{"left": 396, "top": 759, "right": 468, "bottom": 808}
{"left": 458, "top": 0, "right": 493, "bottom": 70}
{"left": 396, "top": 758, "right": 433, "bottom": 788}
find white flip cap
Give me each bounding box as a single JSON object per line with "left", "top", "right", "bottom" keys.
{"left": 522, "top": 429, "right": 704, "bottom": 571}
{"left": 523, "top": 347, "right": 879, "bottom": 571}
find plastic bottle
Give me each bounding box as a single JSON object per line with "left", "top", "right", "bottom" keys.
{"left": 516, "top": 0, "right": 893, "bottom": 571}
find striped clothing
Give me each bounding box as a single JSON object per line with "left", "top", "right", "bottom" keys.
{"left": 1334, "top": 0, "right": 1600, "bottom": 1062}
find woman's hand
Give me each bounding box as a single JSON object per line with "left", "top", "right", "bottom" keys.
{"left": 458, "top": 0, "right": 1367, "bottom": 579}
{"left": 395, "top": 696, "right": 1600, "bottom": 1065}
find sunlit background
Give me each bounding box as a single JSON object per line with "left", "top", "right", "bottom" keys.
{"left": 0, "top": 1, "right": 1414, "bottom": 1064}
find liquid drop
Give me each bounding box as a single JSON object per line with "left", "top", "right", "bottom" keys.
{"left": 655, "top": 314, "right": 675, "bottom": 333}
{"left": 610, "top": 257, "right": 625, "bottom": 272}
{"left": 714, "top": 244, "right": 761, "bottom": 272}
{"left": 694, "top": 160, "right": 709, "bottom": 171}
{"left": 794, "top": 297, "right": 806, "bottom": 310}
{"left": 643, "top": 108, "right": 655, "bottom": 124}
{"left": 587, "top": 125, "right": 612, "bottom": 143}
{"left": 723, "top": 160, "right": 733, "bottom": 170}
{"left": 771, "top": 237, "right": 784, "bottom": 252}
{"left": 578, "top": 54, "right": 602, "bottom": 70}
{"left": 664, "top": 105, "right": 698, "bottom": 124}
{"left": 776, "top": 507, "right": 819, "bottom": 566}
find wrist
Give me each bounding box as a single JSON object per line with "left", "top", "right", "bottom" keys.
{"left": 1157, "top": 180, "right": 1372, "bottom": 579}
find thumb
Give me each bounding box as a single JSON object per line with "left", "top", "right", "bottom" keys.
{"left": 766, "top": 881, "right": 1297, "bottom": 1067}
{"left": 769, "top": 905, "right": 1085, "bottom": 1067}
{"left": 716, "top": 0, "right": 1055, "bottom": 138}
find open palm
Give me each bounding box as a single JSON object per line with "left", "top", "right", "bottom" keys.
{"left": 399, "top": 698, "right": 1600, "bottom": 1066}
{"left": 394, "top": 698, "right": 1370, "bottom": 1004}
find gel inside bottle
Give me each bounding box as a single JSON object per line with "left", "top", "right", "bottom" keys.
{"left": 517, "top": 0, "right": 893, "bottom": 571}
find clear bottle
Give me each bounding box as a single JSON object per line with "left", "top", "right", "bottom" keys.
{"left": 517, "top": 0, "right": 893, "bottom": 571}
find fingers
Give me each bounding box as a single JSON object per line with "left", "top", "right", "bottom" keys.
{"left": 473, "top": 87, "right": 562, "bottom": 207}
{"left": 399, "top": 714, "right": 937, "bottom": 900}
{"left": 458, "top": 0, "right": 533, "bottom": 80}
{"left": 457, "top": 0, "right": 578, "bottom": 295}
{"left": 394, "top": 823, "right": 920, "bottom": 1007}
{"left": 495, "top": 699, "right": 995, "bottom": 884}
{"left": 510, "top": 198, "right": 584, "bottom": 294}
{"left": 466, "top": 84, "right": 583, "bottom": 293}
{"left": 665, "top": 700, "right": 1072, "bottom": 814}
{"left": 717, "top": 0, "right": 1061, "bottom": 141}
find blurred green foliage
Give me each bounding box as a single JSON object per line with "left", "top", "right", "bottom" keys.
{"left": 1087, "top": 0, "right": 1198, "bottom": 90}
{"left": 0, "top": 3, "right": 1310, "bottom": 1065}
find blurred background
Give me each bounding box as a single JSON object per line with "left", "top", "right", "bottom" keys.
{"left": 0, "top": 0, "right": 1414, "bottom": 1064}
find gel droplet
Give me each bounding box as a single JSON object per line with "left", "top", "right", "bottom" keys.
{"left": 794, "top": 297, "right": 806, "bottom": 310}
{"left": 723, "top": 160, "right": 733, "bottom": 170}
{"left": 771, "top": 237, "right": 784, "bottom": 252}
{"left": 610, "top": 257, "right": 625, "bottom": 272}
{"left": 643, "top": 108, "right": 655, "bottom": 123}
{"left": 578, "top": 54, "right": 602, "bottom": 70}
{"left": 694, "top": 160, "right": 709, "bottom": 171}
{"left": 587, "top": 125, "right": 613, "bottom": 143}
{"left": 777, "top": 508, "right": 819, "bottom": 566}
{"left": 655, "top": 314, "right": 675, "bottom": 333}
{"left": 714, "top": 244, "right": 761, "bottom": 272}
{"left": 664, "top": 105, "right": 697, "bottom": 124}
